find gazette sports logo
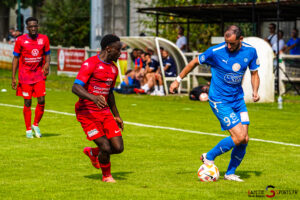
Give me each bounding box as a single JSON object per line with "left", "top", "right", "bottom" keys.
{"left": 248, "top": 185, "right": 298, "bottom": 198}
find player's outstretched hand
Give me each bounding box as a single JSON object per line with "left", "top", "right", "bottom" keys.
{"left": 253, "top": 92, "right": 260, "bottom": 102}
{"left": 169, "top": 80, "right": 179, "bottom": 94}
{"left": 92, "top": 95, "right": 107, "bottom": 109}
{"left": 43, "top": 66, "right": 49, "bottom": 76}
{"left": 11, "top": 78, "right": 17, "bottom": 90}
{"left": 114, "top": 116, "right": 124, "bottom": 131}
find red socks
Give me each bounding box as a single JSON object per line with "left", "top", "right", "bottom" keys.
{"left": 100, "top": 162, "right": 111, "bottom": 177}
{"left": 91, "top": 147, "right": 100, "bottom": 156}
{"left": 33, "top": 103, "right": 45, "bottom": 126}
{"left": 23, "top": 106, "right": 31, "bottom": 130}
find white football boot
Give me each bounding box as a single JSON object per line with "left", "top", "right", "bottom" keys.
{"left": 224, "top": 174, "right": 244, "bottom": 182}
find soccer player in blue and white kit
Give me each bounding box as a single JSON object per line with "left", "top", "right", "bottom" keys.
{"left": 170, "top": 25, "right": 260, "bottom": 182}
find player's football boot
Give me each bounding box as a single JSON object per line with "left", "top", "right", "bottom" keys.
{"left": 26, "top": 130, "right": 34, "bottom": 139}
{"left": 83, "top": 147, "right": 100, "bottom": 169}
{"left": 150, "top": 90, "right": 157, "bottom": 96}
{"left": 224, "top": 174, "right": 244, "bottom": 182}
{"left": 102, "top": 176, "right": 116, "bottom": 183}
{"left": 133, "top": 88, "right": 145, "bottom": 94}
{"left": 200, "top": 153, "right": 214, "bottom": 165}
{"left": 31, "top": 125, "right": 42, "bottom": 138}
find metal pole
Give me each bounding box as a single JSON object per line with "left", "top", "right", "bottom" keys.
{"left": 156, "top": 14, "right": 159, "bottom": 36}
{"left": 187, "top": 18, "right": 190, "bottom": 52}
{"left": 126, "top": 0, "right": 130, "bottom": 36}
{"left": 276, "top": 0, "right": 280, "bottom": 95}
{"left": 17, "top": 0, "right": 21, "bottom": 31}
{"left": 252, "top": 0, "right": 256, "bottom": 36}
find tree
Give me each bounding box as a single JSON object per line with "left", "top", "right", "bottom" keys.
{"left": 136, "top": 0, "right": 274, "bottom": 51}
{"left": 40, "top": 0, "right": 90, "bottom": 47}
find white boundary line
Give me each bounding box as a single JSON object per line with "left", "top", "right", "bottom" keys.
{"left": 0, "top": 103, "right": 299, "bottom": 147}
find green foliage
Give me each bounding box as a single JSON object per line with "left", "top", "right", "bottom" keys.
{"left": 136, "top": 0, "right": 275, "bottom": 51}
{"left": 39, "top": 0, "right": 90, "bottom": 47}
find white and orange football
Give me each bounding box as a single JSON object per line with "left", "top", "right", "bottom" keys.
{"left": 197, "top": 163, "right": 220, "bottom": 182}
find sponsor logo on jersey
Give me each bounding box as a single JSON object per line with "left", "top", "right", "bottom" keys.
{"left": 37, "top": 39, "right": 43, "bottom": 45}
{"left": 31, "top": 49, "right": 39, "bottom": 56}
{"left": 87, "top": 129, "right": 99, "bottom": 137}
{"left": 105, "top": 78, "right": 113, "bottom": 86}
{"left": 224, "top": 73, "right": 243, "bottom": 84}
{"left": 232, "top": 63, "right": 241, "bottom": 72}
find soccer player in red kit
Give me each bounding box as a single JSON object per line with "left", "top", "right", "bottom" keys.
{"left": 11, "top": 17, "right": 51, "bottom": 138}
{"left": 72, "top": 34, "right": 124, "bottom": 183}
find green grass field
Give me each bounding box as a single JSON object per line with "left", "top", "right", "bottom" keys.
{"left": 0, "top": 69, "right": 299, "bottom": 200}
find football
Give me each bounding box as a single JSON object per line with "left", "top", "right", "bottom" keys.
{"left": 197, "top": 164, "right": 220, "bottom": 182}
{"left": 199, "top": 92, "right": 208, "bottom": 101}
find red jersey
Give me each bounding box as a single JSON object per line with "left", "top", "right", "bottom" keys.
{"left": 75, "top": 55, "right": 118, "bottom": 113}
{"left": 13, "top": 34, "right": 50, "bottom": 84}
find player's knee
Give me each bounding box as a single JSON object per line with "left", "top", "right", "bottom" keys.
{"left": 24, "top": 99, "right": 32, "bottom": 107}
{"left": 114, "top": 144, "right": 124, "bottom": 154}
{"left": 100, "top": 144, "right": 112, "bottom": 154}
{"left": 37, "top": 96, "right": 45, "bottom": 104}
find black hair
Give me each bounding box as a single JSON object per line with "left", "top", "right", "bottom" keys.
{"left": 179, "top": 26, "right": 184, "bottom": 32}
{"left": 26, "top": 17, "right": 38, "bottom": 25}
{"left": 144, "top": 53, "right": 150, "bottom": 57}
{"left": 125, "top": 69, "right": 133, "bottom": 75}
{"left": 224, "top": 25, "right": 243, "bottom": 39}
{"left": 269, "top": 23, "right": 276, "bottom": 30}
{"left": 100, "top": 34, "right": 120, "bottom": 50}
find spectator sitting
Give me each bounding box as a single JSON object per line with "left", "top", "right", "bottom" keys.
{"left": 7, "top": 28, "right": 15, "bottom": 43}
{"left": 142, "top": 52, "right": 164, "bottom": 96}
{"left": 285, "top": 28, "right": 300, "bottom": 55}
{"left": 176, "top": 26, "right": 187, "bottom": 52}
{"left": 272, "top": 30, "right": 285, "bottom": 54}
{"left": 134, "top": 49, "right": 144, "bottom": 71}
{"left": 161, "top": 50, "right": 177, "bottom": 77}
{"left": 116, "top": 69, "right": 140, "bottom": 94}
{"left": 264, "top": 23, "right": 277, "bottom": 51}
{"left": 14, "top": 29, "right": 22, "bottom": 39}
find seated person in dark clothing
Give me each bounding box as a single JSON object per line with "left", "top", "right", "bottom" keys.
{"left": 161, "top": 50, "right": 177, "bottom": 77}
{"left": 116, "top": 69, "right": 140, "bottom": 94}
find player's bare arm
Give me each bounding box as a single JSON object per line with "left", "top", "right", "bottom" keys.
{"left": 11, "top": 56, "right": 19, "bottom": 90}
{"left": 43, "top": 54, "right": 51, "bottom": 76}
{"left": 107, "top": 90, "right": 123, "bottom": 130}
{"left": 72, "top": 84, "right": 107, "bottom": 108}
{"left": 169, "top": 57, "right": 199, "bottom": 93}
{"left": 251, "top": 70, "right": 260, "bottom": 102}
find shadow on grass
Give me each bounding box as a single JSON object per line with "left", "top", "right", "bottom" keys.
{"left": 84, "top": 171, "right": 133, "bottom": 180}
{"left": 220, "top": 170, "right": 262, "bottom": 179}
{"left": 41, "top": 133, "right": 61, "bottom": 137}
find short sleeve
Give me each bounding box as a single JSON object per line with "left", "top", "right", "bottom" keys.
{"left": 286, "top": 39, "right": 292, "bottom": 47}
{"left": 44, "top": 36, "right": 51, "bottom": 55}
{"left": 75, "top": 60, "right": 95, "bottom": 84}
{"left": 111, "top": 66, "right": 119, "bottom": 89}
{"left": 13, "top": 37, "right": 21, "bottom": 57}
{"left": 249, "top": 49, "right": 260, "bottom": 71}
{"left": 198, "top": 47, "right": 214, "bottom": 65}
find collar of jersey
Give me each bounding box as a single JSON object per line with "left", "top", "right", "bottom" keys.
{"left": 26, "top": 34, "right": 39, "bottom": 40}
{"left": 97, "top": 55, "right": 112, "bottom": 65}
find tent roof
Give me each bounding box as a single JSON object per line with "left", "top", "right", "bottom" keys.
{"left": 137, "top": 0, "right": 300, "bottom": 22}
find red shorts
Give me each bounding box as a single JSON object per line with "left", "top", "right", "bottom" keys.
{"left": 76, "top": 110, "right": 122, "bottom": 141}
{"left": 17, "top": 80, "right": 46, "bottom": 99}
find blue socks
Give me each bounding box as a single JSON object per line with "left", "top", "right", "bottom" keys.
{"left": 226, "top": 143, "right": 247, "bottom": 175}
{"left": 206, "top": 136, "right": 235, "bottom": 161}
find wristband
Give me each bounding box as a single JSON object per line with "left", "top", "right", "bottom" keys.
{"left": 176, "top": 76, "right": 182, "bottom": 83}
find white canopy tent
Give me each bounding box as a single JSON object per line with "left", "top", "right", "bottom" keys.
{"left": 120, "top": 37, "right": 189, "bottom": 95}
